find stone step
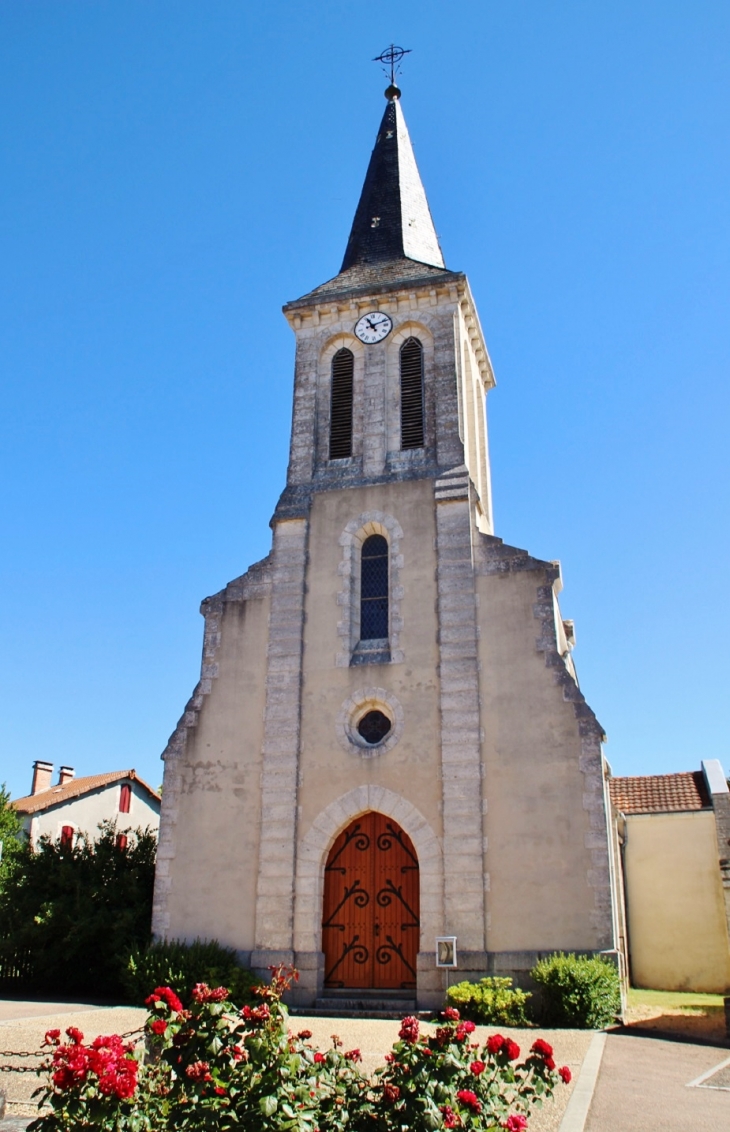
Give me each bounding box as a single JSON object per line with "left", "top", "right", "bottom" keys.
{"left": 289, "top": 996, "right": 417, "bottom": 1019}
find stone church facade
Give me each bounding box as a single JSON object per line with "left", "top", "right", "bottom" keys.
{"left": 152, "top": 87, "right": 619, "bottom": 1009}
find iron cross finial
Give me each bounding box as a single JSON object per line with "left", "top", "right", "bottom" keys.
{"left": 373, "top": 44, "right": 411, "bottom": 97}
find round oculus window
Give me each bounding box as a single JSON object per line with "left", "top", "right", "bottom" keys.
{"left": 357, "top": 709, "right": 392, "bottom": 745}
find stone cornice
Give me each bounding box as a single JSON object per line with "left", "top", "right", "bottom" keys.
{"left": 282, "top": 272, "right": 495, "bottom": 392}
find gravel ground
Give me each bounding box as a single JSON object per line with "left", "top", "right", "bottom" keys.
{"left": 0, "top": 1002, "right": 593, "bottom": 1129}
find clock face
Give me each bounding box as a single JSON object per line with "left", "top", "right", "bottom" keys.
{"left": 354, "top": 311, "right": 393, "bottom": 344}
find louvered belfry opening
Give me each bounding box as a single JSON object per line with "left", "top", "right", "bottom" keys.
{"left": 360, "top": 534, "right": 389, "bottom": 641}
{"left": 400, "top": 337, "right": 425, "bottom": 449}
{"left": 329, "top": 348, "right": 354, "bottom": 459}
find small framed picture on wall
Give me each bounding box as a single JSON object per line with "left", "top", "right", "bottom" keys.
{"left": 435, "top": 936, "right": 457, "bottom": 968}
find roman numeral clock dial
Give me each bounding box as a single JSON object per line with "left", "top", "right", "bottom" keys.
{"left": 354, "top": 311, "right": 393, "bottom": 344}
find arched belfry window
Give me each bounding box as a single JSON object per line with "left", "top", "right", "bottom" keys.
{"left": 400, "top": 337, "right": 424, "bottom": 450}
{"left": 360, "top": 535, "right": 388, "bottom": 641}
{"left": 329, "top": 348, "right": 354, "bottom": 459}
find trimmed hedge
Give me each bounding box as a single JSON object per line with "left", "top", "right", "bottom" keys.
{"left": 446, "top": 976, "right": 531, "bottom": 1025}
{"left": 530, "top": 952, "right": 621, "bottom": 1028}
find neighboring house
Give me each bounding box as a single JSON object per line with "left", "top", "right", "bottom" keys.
{"left": 13, "top": 761, "right": 161, "bottom": 849}
{"left": 609, "top": 759, "right": 730, "bottom": 993}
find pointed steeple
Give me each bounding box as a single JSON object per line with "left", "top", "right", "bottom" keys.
{"left": 340, "top": 94, "right": 445, "bottom": 272}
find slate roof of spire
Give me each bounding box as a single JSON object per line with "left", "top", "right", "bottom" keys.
{"left": 341, "top": 96, "right": 444, "bottom": 272}
{"left": 287, "top": 95, "right": 458, "bottom": 309}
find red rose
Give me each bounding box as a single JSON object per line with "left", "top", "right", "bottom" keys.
{"left": 487, "top": 1033, "right": 505, "bottom": 1054}
{"left": 504, "top": 1038, "right": 521, "bottom": 1061}
{"left": 544, "top": 1056, "right": 555, "bottom": 1071}
{"left": 242, "top": 1003, "right": 270, "bottom": 1024}
{"left": 398, "top": 1015, "right": 419, "bottom": 1042}
{"left": 503, "top": 1116, "right": 528, "bottom": 1131}
{"left": 383, "top": 1083, "right": 400, "bottom": 1103}
{"left": 314, "top": 1052, "right": 326, "bottom": 1064}
{"left": 150, "top": 1019, "right": 167, "bottom": 1036}
{"left": 297, "top": 1029, "right": 313, "bottom": 1040}
{"left": 192, "top": 983, "right": 229, "bottom": 1003}
{"left": 186, "top": 1061, "right": 212, "bottom": 1083}
{"left": 559, "top": 1065, "right": 572, "bottom": 1084}
{"left": 531, "top": 1039, "right": 553, "bottom": 1059}
{"left": 440, "top": 1105, "right": 461, "bottom": 1128}
{"left": 470, "top": 1059, "right": 486, "bottom": 1075}
{"left": 456, "top": 1089, "right": 482, "bottom": 1114}
{"left": 214, "top": 1086, "right": 227, "bottom": 1096}
{"left": 442, "top": 1007, "right": 460, "bottom": 1021}
{"left": 345, "top": 1048, "right": 362, "bottom": 1062}
{"left": 145, "top": 986, "right": 183, "bottom": 1013}
{"left": 44, "top": 1029, "right": 61, "bottom": 1046}
{"left": 52, "top": 1066, "right": 74, "bottom": 1091}
{"left": 65, "top": 1027, "right": 84, "bottom": 1045}
{"left": 455, "top": 1021, "right": 476, "bottom": 1041}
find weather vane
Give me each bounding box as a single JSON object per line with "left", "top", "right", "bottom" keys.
{"left": 373, "top": 44, "right": 411, "bottom": 97}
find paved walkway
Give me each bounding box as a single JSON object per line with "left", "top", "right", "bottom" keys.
{"left": 584, "top": 1031, "right": 729, "bottom": 1132}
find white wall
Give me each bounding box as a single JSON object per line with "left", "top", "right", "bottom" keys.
{"left": 24, "top": 780, "right": 160, "bottom": 846}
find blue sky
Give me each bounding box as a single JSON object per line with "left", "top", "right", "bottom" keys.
{"left": 1, "top": 1, "right": 728, "bottom": 800}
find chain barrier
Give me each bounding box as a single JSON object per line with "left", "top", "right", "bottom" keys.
{"left": 0, "top": 1028, "right": 146, "bottom": 1073}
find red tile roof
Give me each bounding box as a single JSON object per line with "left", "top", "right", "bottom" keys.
{"left": 12, "top": 770, "right": 161, "bottom": 815}
{"left": 608, "top": 771, "right": 710, "bottom": 814}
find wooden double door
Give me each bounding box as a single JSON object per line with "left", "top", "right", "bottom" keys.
{"left": 322, "top": 812, "right": 419, "bottom": 990}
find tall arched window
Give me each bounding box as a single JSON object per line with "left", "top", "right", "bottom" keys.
{"left": 329, "top": 348, "right": 354, "bottom": 459}
{"left": 360, "top": 534, "right": 388, "bottom": 640}
{"left": 400, "top": 337, "right": 424, "bottom": 449}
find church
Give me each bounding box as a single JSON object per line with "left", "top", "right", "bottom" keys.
{"left": 152, "top": 73, "right": 620, "bottom": 1010}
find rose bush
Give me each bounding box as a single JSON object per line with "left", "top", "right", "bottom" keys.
{"left": 30, "top": 1024, "right": 169, "bottom": 1131}
{"left": 370, "top": 1008, "right": 570, "bottom": 1130}
{"left": 30, "top": 969, "right": 571, "bottom": 1131}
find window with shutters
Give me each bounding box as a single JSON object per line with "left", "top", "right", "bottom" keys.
{"left": 116, "top": 833, "right": 128, "bottom": 851}
{"left": 119, "top": 784, "right": 131, "bottom": 814}
{"left": 329, "top": 348, "right": 354, "bottom": 459}
{"left": 360, "top": 534, "right": 389, "bottom": 641}
{"left": 61, "top": 825, "right": 74, "bottom": 847}
{"left": 400, "top": 337, "right": 424, "bottom": 449}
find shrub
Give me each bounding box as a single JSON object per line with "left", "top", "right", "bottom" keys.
{"left": 530, "top": 952, "right": 621, "bottom": 1029}
{"left": 0, "top": 822, "right": 156, "bottom": 998}
{"left": 123, "top": 938, "right": 258, "bottom": 1008}
{"left": 446, "top": 976, "right": 531, "bottom": 1025}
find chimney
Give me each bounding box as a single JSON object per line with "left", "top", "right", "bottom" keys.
{"left": 31, "top": 761, "right": 54, "bottom": 795}
{"left": 58, "top": 766, "right": 75, "bottom": 786}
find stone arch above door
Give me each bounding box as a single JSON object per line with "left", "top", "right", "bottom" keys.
{"left": 293, "top": 786, "right": 443, "bottom": 954}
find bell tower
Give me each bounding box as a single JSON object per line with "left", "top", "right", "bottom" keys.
{"left": 153, "top": 65, "right": 619, "bottom": 1011}
{"left": 278, "top": 83, "right": 494, "bottom": 534}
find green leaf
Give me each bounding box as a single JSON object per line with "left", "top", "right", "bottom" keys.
{"left": 259, "top": 1094, "right": 278, "bottom": 1116}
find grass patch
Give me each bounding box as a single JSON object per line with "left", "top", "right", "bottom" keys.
{"left": 628, "top": 987, "right": 725, "bottom": 1010}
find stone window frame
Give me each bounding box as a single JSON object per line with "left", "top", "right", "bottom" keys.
{"left": 385, "top": 320, "right": 435, "bottom": 459}
{"left": 335, "top": 685, "right": 405, "bottom": 757}
{"left": 317, "top": 333, "right": 366, "bottom": 469}
{"left": 335, "top": 510, "right": 405, "bottom": 668}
